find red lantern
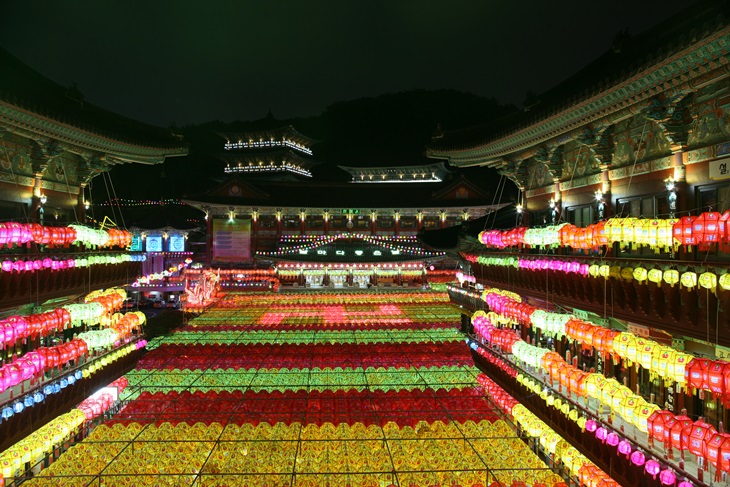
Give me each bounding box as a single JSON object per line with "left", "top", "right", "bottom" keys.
{"left": 687, "top": 419, "right": 717, "bottom": 460}
{"left": 673, "top": 216, "right": 697, "bottom": 249}
{"left": 685, "top": 358, "right": 712, "bottom": 393}
{"left": 706, "top": 432, "right": 730, "bottom": 471}
{"left": 694, "top": 212, "right": 722, "bottom": 248}
{"left": 708, "top": 360, "right": 730, "bottom": 396}
{"left": 648, "top": 410, "right": 675, "bottom": 445}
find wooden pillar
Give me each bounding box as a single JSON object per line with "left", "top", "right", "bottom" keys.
{"left": 251, "top": 212, "right": 258, "bottom": 255}
{"left": 76, "top": 184, "right": 87, "bottom": 222}
{"left": 205, "top": 214, "right": 213, "bottom": 267}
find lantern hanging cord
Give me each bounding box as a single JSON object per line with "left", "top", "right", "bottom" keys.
{"left": 100, "top": 171, "right": 118, "bottom": 227}
{"left": 58, "top": 159, "right": 79, "bottom": 224}
{"left": 556, "top": 143, "right": 587, "bottom": 225}
{"left": 618, "top": 120, "right": 649, "bottom": 217}
{"left": 482, "top": 173, "right": 506, "bottom": 232}
{"left": 106, "top": 171, "right": 126, "bottom": 230}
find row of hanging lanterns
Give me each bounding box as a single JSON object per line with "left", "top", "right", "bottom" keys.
{"left": 0, "top": 309, "right": 70, "bottom": 346}
{"left": 0, "top": 376, "right": 131, "bottom": 480}
{"left": 478, "top": 212, "right": 728, "bottom": 252}
{"left": 0, "top": 222, "right": 132, "bottom": 250}
{"left": 465, "top": 254, "right": 729, "bottom": 296}
{"left": 479, "top": 286, "right": 712, "bottom": 391}
{"left": 0, "top": 253, "right": 145, "bottom": 274}
{"left": 474, "top": 328, "right": 699, "bottom": 486}
{"left": 477, "top": 372, "right": 621, "bottom": 487}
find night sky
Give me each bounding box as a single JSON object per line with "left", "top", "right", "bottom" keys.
{"left": 1, "top": 0, "right": 696, "bottom": 128}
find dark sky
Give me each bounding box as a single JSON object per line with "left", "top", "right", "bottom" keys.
{"left": 1, "top": 0, "right": 696, "bottom": 128}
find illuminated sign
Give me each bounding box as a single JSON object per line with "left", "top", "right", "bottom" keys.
{"left": 169, "top": 235, "right": 185, "bottom": 252}
{"left": 130, "top": 235, "right": 143, "bottom": 252}
{"left": 146, "top": 236, "right": 162, "bottom": 252}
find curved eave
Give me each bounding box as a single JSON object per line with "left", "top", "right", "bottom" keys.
{"left": 0, "top": 101, "right": 188, "bottom": 164}
{"left": 427, "top": 28, "right": 730, "bottom": 166}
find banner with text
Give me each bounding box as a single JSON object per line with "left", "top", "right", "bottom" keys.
{"left": 213, "top": 219, "right": 251, "bottom": 262}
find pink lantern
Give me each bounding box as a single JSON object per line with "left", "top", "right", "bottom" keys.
{"left": 596, "top": 426, "right": 608, "bottom": 441}
{"left": 645, "top": 459, "right": 661, "bottom": 478}
{"left": 631, "top": 450, "right": 646, "bottom": 466}
{"left": 678, "top": 482, "right": 693, "bottom": 487}
{"left": 606, "top": 432, "right": 620, "bottom": 446}
{"left": 618, "top": 440, "right": 632, "bottom": 457}
{"left": 659, "top": 468, "right": 677, "bottom": 486}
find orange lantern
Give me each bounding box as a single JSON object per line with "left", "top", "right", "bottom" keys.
{"left": 593, "top": 220, "right": 609, "bottom": 247}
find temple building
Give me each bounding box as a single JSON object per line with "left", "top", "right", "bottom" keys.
{"left": 0, "top": 47, "right": 187, "bottom": 454}
{"left": 425, "top": 4, "right": 730, "bottom": 487}
{"left": 184, "top": 130, "right": 507, "bottom": 267}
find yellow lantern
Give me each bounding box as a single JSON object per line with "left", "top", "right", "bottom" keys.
{"left": 584, "top": 373, "right": 607, "bottom": 398}
{"left": 699, "top": 272, "right": 717, "bottom": 293}
{"left": 635, "top": 219, "right": 650, "bottom": 247}
{"left": 600, "top": 378, "right": 621, "bottom": 407}
{"left": 589, "top": 264, "right": 600, "bottom": 278}
{"left": 633, "top": 267, "right": 648, "bottom": 282}
{"left": 648, "top": 268, "right": 663, "bottom": 284}
{"left": 619, "top": 217, "right": 638, "bottom": 248}
{"left": 619, "top": 395, "right": 639, "bottom": 424}
{"left": 673, "top": 352, "right": 692, "bottom": 385}
{"left": 621, "top": 267, "right": 634, "bottom": 281}
{"left": 639, "top": 339, "right": 656, "bottom": 370}
{"left": 680, "top": 271, "right": 698, "bottom": 289}
{"left": 598, "top": 264, "right": 610, "bottom": 278}
{"left": 663, "top": 269, "right": 679, "bottom": 287}
{"left": 658, "top": 218, "right": 678, "bottom": 252}
{"left": 633, "top": 402, "right": 660, "bottom": 433}
{"left": 719, "top": 273, "right": 730, "bottom": 291}
{"left": 656, "top": 346, "right": 676, "bottom": 381}
{"left": 569, "top": 408, "right": 579, "bottom": 422}
{"left": 609, "top": 266, "right": 622, "bottom": 279}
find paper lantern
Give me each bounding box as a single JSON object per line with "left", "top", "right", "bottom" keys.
{"left": 648, "top": 268, "right": 664, "bottom": 284}
{"left": 631, "top": 450, "right": 646, "bottom": 466}
{"left": 585, "top": 419, "right": 597, "bottom": 433}
{"left": 694, "top": 211, "right": 722, "bottom": 247}
{"left": 687, "top": 419, "right": 717, "bottom": 459}
{"left": 685, "top": 358, "right": 711, "bottom": 392}
{"left": 596, "top": 427, "right": 608, "bottom": 441}
{"left": 664, "top": 269, "right": 680, "bottom": 287}
{"left": 708, "top": 360, "right": 730, "bottom": 396}
{"left": 606, "top": 432, "right": 620, "bottom": 447}
{"left": 705, "top": 432, "right": 730, "bottom": 471}
{"left": 674, "top": 216, "right": 697, "bottom": 248}
{"left": 618, "top": 440, "right": 632, "bottom": 457}
{"left": 645, "top": 459, "right": 661, "bottom": 478}
{"left": 659, "top": 468, "right": 677, "bottom": 486}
